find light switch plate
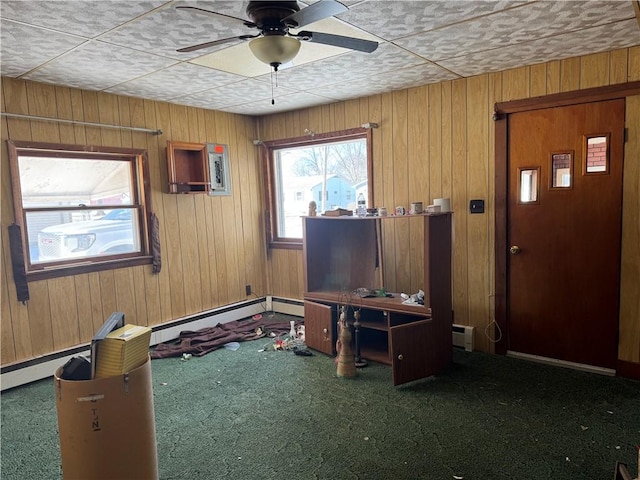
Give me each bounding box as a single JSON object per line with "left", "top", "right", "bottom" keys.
{"left": 470, "top": 199, "right": 484, "bottom": 214}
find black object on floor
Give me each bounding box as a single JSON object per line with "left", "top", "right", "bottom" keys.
{"left": 293, "top": 348, "right": 313, "bottom": 356}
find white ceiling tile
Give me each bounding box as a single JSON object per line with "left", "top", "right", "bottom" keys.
{"left": 439, "top": 19, "right": 640, "bottom": 77}
{"left": 225, "top": 92, "right": 336, "bottom": 115}
{"left": 257, "top": 43, "right": 424, "bottom": 91}
{"left": 313, "top": 63, "right": 460, "bottom": 100}
{"left": 395, "top": 0, "right": 638, "bottom": 61}
{"left": 173, "top": 78, "right": 300, "bottom": 110}
{"left": 99, "top": 1, "right": 255, "bottom": 60}
{"left": 105, "top": 63, "right": 245, "bottom": 101}
{"left": 336, "top": 0, "right": 528, "bottom": 41}
{"left": 0, "top": 1, "right": 166, "bottom": 38}
{"left": 0, "top": 20, "right": 86, "bottom": 77}
{"left": 24, "top": 41, "right": 177, "bottom": 91}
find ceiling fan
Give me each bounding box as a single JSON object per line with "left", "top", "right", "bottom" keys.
{"left": 176, "top": 0, "right": 379, "bottom": 71}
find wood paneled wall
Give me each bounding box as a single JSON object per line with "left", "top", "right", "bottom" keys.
{"left": 1, "top": 78, "right": 265, "bottom": 366}
{"left": 2, "top": 46, "right": 638, "bottom": 367}
{"left": 258, "top": 46, "right": 640, "bottom": 359}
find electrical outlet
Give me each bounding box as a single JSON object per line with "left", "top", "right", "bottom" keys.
{"left": 245, "top": 284, "right": 252, "bottom": 296}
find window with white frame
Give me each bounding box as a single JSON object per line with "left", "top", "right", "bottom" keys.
{"left": 7, "top": 140, "right": 153, "bottom": 280}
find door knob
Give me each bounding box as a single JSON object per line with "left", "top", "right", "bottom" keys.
{"left": 510, "top": 245, "right": 521, "bottom": 255}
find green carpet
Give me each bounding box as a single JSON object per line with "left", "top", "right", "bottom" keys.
{"left": 2, "top": 314, "right": 639, "bottom": 479}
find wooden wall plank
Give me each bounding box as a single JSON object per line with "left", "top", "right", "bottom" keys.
{"left": 203, "top": 110, "right": 222, "bottom": 304}
{"left": 502, "top": 66, "right": 529, "bottom": 101}
{"left": 392, "top": 90, "right": 410, "bottom": 291}
{"left": 560, "top": 57, "right": 581, "bottom": 92}
{"left": 98, "top": 270, "right": 117, "bottom": 322}
{"left": 48, "top": 276, "right": 80, "bottom": 350}
{"left": 380, "top": 92, "right": 396, "bottom": 291}
{"left": 97, "top": 92, "right": 122, "bottom": 147}
{"left": 629, "top": 46, "right": 640, "bottom": 81}
{"left": 618, "top": 94, "right": 640, "bottom": 363}
{"left": 529, "top": 63, "right": 547, "bottom": 97}
{"left": 113, "top": 268, "right": 137, "bottom": 322}
{"left": 610, "top": 48, "right": 629, "bottom": 84}
{"left": 465, "top": 75, "right": 490, "bottom": 353}
{"left": 74, "top": 274, "right": 95, "bottom": 342}
{"left": 426, "top": 84, "right": 441, "bottom": 202}
{"left": 580, "top": 52, "right": 610, "bottom": 88}
{"left": 143, "top": 99, "right": 170, "bottom": 324}
{"left": 451, "top": 79, "right": 469, "bottom": 328}
{"left": 26, "top": 82, "right": 60, "bottom": 142}
{"left": 69, "top": 88, "right": 86, "bottom": 144}
{"left": 54, "top": 86, "right": 76, "bottom": 144}
{"left": 88, "top": 272, "right": 105, "bottom": 333}
{"left": 546, "top": 60, "right": 561, "bottom": 94}
{"left": 407, "top": 86, "right": 428, "bottom": 292}
{"left": 81, "top": 91, "right": 102, "bottom": 146}
{"left": 1, "top": 266, "right": 17, "bottom": 363}
{"left": 23, "top": 281, "right": 53, "bottom": 356}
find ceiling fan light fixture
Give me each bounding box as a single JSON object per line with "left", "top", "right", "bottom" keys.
{"left": 249, "top": 35, "right": 301, "bottom": 69}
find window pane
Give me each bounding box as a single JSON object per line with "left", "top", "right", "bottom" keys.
{"left": 519, "top": 168, "right": 539, "bottom": 203}
{"left": 18, "top": 156, "right": 134, "bottom": 208}
{"left": 551, "top": 152, "right": 572, "bottom": 188}
{"left": 274, "top": 138, "right": 368, "bottom": 238}
{"left": 27, "top": 208, "right": 140, "bottom": 264}
{"left": 586, "top": 135, "right": 608, "bottom": 173}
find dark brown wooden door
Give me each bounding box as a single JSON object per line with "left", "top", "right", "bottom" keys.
{"left": 507, "top": 99, "right": 625, "bottom": 369}
{"left": 303, "top": 300, "right": 335, "bottom": 355}
{"left": 390, "top": 318, "right": 443, "bottom": 386}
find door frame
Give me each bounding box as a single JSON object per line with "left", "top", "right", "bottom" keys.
{"left": 493, "top": 81, "right": 640, "bottom": 356}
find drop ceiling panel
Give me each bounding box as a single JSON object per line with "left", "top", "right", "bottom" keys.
{"left": 0, "top": 20, "right": 85, "bottom": 77}
{"left": 99, "top": 1, "right": 255, "bottom": 60}
{"left": 105, "top": 63, "right": 245, "bottom": 101}
{"left": 23, "top": 41, "right": 177, "bottom": 91}
{"left": 439, "top": 19, "right": 640, "bottom": 77}
{"left": 0, "top": 0, "right": 166, "bottom": 38}
{"left": 394, "top": 0, "right": 638, "bottom": 61}
{"left": 261, "top": 43, "right": 427, "bottom": 91}
{"left": 335, "top": 0, "right": 528, "bottom": 41}
{"left": 173, "top": 78, "right": 299, "bottom": 110}
{"left": 0, "top": 0, "right": 639, "bottom": 116}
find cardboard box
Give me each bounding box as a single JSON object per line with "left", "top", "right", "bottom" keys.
{"left": 94, "top": 324, "right": 151, "bottom": 379}
{"left": 54, "top": 357, "right": 158, "bottom": 479}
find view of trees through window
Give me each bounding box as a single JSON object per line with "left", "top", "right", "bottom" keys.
{"left": 274, "top": 137, "right": 368, "bottom": 238}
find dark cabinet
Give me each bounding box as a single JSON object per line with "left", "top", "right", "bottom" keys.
{"left": 166, "top": 141, "right": 211, "bottom": 194}
{"left": 302, "top": 214, "right": 452, "bottom": 386}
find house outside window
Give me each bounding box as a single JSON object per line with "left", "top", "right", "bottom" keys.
{"left": 7, "top": 140, "right": 153, "bottom": 280}
{"left": 264, "top": 128, "right": 372, "bottom": 248}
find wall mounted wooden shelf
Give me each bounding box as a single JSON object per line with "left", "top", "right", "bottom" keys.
{"left": 166, "top": 140, "right": 211, "bottom": 194}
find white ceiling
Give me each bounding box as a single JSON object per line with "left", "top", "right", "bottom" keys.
{"left": 1, "top": 0, "right": 639, "bottom": 117}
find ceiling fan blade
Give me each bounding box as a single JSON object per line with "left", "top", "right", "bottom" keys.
{"left": 297, "top": 31, "right": 378, "bottom": 53}
{"left": 176, "top": 6, "right": 256, "bottom": 28}
{"left": 177, "top": 35, "right": 258, "bottom": 53}
{"left": 282, "top": 0, "right": 348, "bottom": 28}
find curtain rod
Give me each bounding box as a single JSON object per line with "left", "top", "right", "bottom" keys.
{"left": 1, "top": 112, "right": 163, "bottom": 135}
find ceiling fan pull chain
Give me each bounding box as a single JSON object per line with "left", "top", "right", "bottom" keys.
{"left": 271, "top": 70, "right": 275, "bottom": 105}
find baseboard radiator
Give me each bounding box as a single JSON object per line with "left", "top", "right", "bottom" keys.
{"left": 2, "top": 298, "right": 474, "bottom": 390}
{"left": 452, "top": 324, "right": 474, "bottom": 352}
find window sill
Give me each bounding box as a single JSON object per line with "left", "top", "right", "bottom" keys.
{"left": 26, "top": 256, "right": 153, "bottom": 282}
{"left": 268, "top": 241, "right": 303, "bottom": 251}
